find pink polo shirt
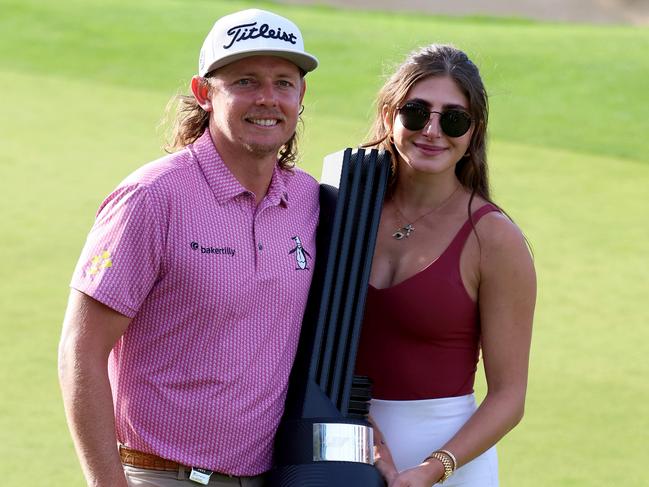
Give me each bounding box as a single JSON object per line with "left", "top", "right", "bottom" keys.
{"left": 70, "top": 130, "right": 319, "bottom": 475}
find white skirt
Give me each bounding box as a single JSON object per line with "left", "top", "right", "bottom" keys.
{"left": 370, "top": 394, "right": 498, "bottom": 486}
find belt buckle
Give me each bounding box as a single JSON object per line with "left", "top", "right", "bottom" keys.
{"left": 189, "top": 467, "right": 213, "bottom": 485}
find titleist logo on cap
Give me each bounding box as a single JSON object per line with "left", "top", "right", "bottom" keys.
{"left": 224, "top": 22, "right": 298, "bottom": 49}
{"left": 198, "top": 9, "right": 318, "bottom": 76}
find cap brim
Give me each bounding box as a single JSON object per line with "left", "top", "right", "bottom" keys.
{"left": 201, "top": 48, "right": 318, "bottom": 76}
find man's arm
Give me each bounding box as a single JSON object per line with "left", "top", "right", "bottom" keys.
{"left": 58, "top": 289, "right": 131, "bottom": 487}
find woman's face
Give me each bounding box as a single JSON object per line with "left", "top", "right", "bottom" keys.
{"left": 386, "top": 75, "right": 473, "bottom": 178}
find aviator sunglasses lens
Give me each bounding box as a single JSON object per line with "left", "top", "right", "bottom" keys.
{"left": 399, "top": 103, "right": 472, "bottom": 137}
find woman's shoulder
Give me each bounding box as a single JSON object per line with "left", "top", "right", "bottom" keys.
{"left": 470, "top": 198, "right": 528, "bottom": 255}
{"left": 472, "top": 199, "right": 536, "bottom": 310}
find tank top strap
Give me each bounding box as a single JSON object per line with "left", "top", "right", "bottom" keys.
{"left": 441, "top": 203, "right": 500, "bottom": 261}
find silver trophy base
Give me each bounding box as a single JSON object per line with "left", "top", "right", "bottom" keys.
{"left": 268, "top": 419, "right": 385, "bottom": 487}
{"left": 312, "top": 422, "right": 373, "bottom": 464}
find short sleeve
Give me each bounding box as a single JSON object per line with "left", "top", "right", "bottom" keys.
{"left": 70, "top": 183, "right": 163, "bottom": 318}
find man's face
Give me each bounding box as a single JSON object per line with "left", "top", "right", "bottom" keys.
{"left": 205, "top": 55, "right": 306, "bottom": 161}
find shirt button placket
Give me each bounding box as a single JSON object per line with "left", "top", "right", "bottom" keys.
{"left": 253, "top": 208, "right": 264, "bottom": 271}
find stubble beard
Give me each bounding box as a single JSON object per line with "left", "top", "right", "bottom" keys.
{"left": 244, "top": 134, "right": 294, "bottom": 161}
{"left": 245, "top": 141, "right": 281, "bottom": 159}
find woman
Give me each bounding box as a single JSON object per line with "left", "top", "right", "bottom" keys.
{"left": 355, "top": 44, "right": 536, "bottom": 486}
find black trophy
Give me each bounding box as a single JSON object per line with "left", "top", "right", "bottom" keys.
{"left": 267, "top": 148, "right": 391, "bottom": 486}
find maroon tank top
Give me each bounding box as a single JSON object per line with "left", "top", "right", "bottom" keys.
{"left": 355, "top": 204, "right": 499, "bottom": 400}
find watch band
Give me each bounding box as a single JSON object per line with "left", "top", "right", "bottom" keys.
{"left": 425, "top": 450, "right": 455, "bottom": 483}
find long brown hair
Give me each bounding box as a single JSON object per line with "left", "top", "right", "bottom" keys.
{"left": 364, "top": 44, "right": 491, "bottom": 205}
{"left": 162, "top": 76, "right": 301, "bottom": 170}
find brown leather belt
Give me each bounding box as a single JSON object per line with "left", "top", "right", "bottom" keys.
{"left": 119, "top": 445, "right": 186, "bottom": 472}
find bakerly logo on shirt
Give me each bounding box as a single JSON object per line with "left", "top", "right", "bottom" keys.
{"left": 190, "top": 241, "right": 236, "bottom": 257}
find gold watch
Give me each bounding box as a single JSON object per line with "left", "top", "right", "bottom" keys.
{"left": 426, "top": 451, "right": 455, "bottom": 483}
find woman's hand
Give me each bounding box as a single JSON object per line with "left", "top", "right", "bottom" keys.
{"left": 370, "top": 416, "right": 399, "bottom": 484}
{"left": 387, "top": 460, "right": 443, "bottom": 487}
{"left": 374, "top": 439, "right": 399, "bottom": 485}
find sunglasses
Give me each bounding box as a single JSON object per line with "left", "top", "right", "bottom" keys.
{"left": 397, "top": 101, "right": 472, "bottom": 137}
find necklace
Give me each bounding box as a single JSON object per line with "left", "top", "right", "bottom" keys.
{"left": 392, "top": 185, "right": 461, "bottom": 240}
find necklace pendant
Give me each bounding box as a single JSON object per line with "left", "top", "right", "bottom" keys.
{"left": 392, "top": 224, "right": 414, "bottom": 240}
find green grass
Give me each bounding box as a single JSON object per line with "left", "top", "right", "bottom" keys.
{"left": 1, "top": 0, "right": 648, "bottom": 485}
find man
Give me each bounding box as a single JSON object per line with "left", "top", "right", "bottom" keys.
{"left": 58, "top": 9, "right": 319, "bottom": 487}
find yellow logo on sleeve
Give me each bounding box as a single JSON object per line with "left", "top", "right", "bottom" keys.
{"left": 88, "top": 250, "right": 113, "bottom": 276}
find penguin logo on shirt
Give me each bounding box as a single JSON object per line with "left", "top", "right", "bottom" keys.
{"left": 289, "top": 236, "right": 311, "bottom": 270}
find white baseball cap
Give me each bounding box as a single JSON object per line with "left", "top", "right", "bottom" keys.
{"left": 198, "top": 9, "right": 319, "bottom": 76}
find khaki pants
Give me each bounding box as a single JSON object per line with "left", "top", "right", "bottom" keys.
{"left": 123, "top": 465, "right": 266, "bottom": 487}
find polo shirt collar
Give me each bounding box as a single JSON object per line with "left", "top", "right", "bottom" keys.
{"left": 266, "top": 163, "right": 291, "bottom": 208}
{"left": 190, "top": 130, "right": 291, "bottom": 207}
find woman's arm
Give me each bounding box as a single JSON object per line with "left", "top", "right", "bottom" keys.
{"left": 389, "top": 214, "right": 537, "bottom": 486}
